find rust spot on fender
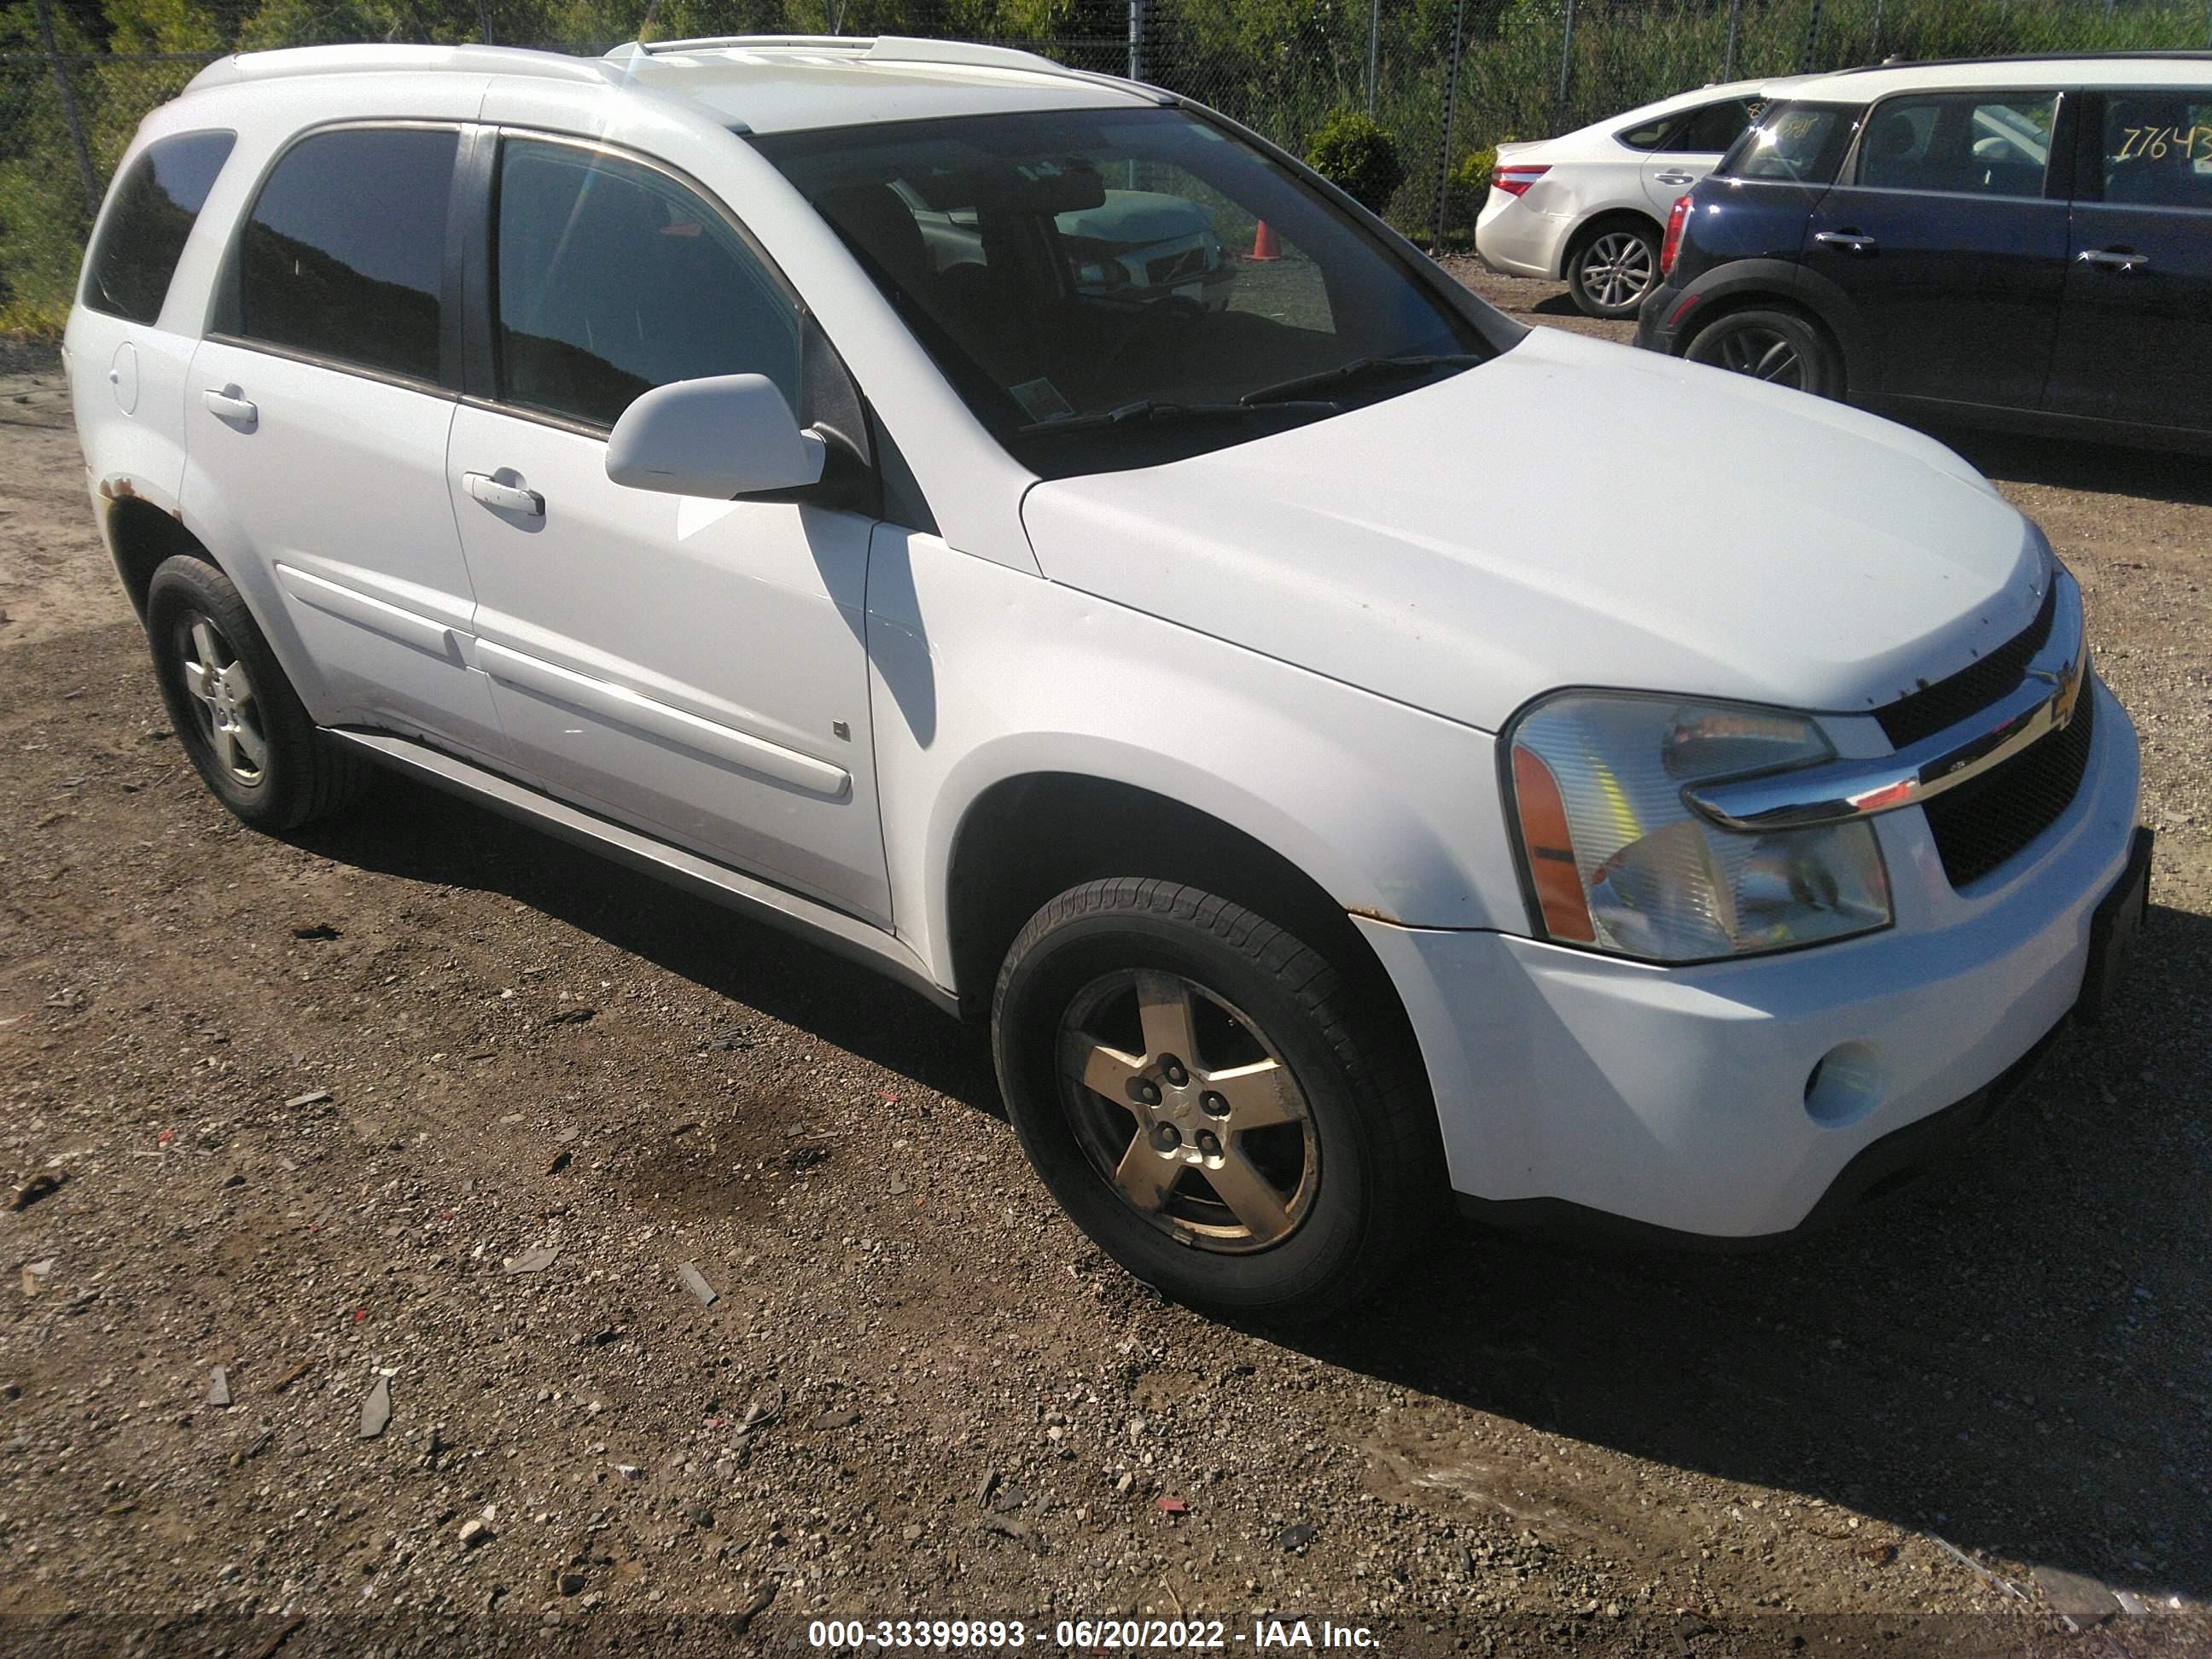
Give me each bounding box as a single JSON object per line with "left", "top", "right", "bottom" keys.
{"left": 96, "top": 474, "right": 137, "bottom": 503}
{"left": 1344, "top": 905, "right": 1406, "bottom": 926}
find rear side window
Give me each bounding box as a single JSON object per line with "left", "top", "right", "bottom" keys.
{"left": 1721, "top": 102, "right": 1857, "bottom": 183}
{"left": 491, "top": 138, "right": 802, "bottom": 429}
{"left": 83, "top": 130, "right": 235, "bottom": 324}
{"left": 231, "top": 126, "right": 457, "bottom": 384}
{"left": 1669, "top": 100, "right": 1756, "bottom": 154}
{"left": 1855, "top": 93, "right": 2056, "bottom": 198}
{"left": 2098, "top": 91, "right": 2212, "bottom": 210}
{"left": 1616, "top": 115, "right": 1678, "bottom": 151}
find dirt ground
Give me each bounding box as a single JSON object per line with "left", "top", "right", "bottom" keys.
{"left": 2, "top": 278, "right": 2209, "bottom": 1658}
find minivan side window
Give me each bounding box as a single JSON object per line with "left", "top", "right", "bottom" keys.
{"left": 2098, "top": 92, "right": 2212, "bottom": 210}
{"left": 1855, "top": 93, "right": 2057, "bottom": 199}
{"left": 231, "top": 126, "right": 458, "bottom": 385}
{"left": 83, "top": 130, "right": 236, "bottom": 325}
{"left": 492, "top": 138, "right": 803, "bottom": 430}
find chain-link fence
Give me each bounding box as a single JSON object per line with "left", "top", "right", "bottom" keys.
{"left": 6, "top": 0, "right": 2211, "bottom": 331}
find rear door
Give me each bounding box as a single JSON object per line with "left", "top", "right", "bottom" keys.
{"left": 2043, "top": 87, "right": 2212, "bottom": 436}
{"left": 1638, "top": 98, "right": 1759, "bottom": 216}
{"left": 1803, "top": 89, "right": 2071, "bottom": 409}
{"left": 184, "top": 123, "right": 509, "bottom": 768}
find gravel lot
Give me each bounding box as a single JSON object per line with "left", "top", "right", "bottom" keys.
{"left": 2, "top": 275, "right": 2208, "bottom": 1657}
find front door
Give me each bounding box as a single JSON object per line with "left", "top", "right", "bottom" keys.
{"left": 1804, "top": 90, "right": 2070, "bottom": 410}
{"left": 183, "top": 124, "right": 509, "bottom": 769}
{"left": 445, "top": 133, "right": 890, "bottom": 923}
{"left": 2044, "top": 87, "right": 2212, "bottom": 437}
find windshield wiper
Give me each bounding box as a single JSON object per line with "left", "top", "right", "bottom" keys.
{"left": 1241, "top": 353, "right": 1487, "bottom": 407}
{"left": 1016, "top": 397, "right": 1338, "bottom": 437}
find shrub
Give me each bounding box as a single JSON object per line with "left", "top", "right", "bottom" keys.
{"left": 1303, "top": 109, "right": 1406, "bottom": 216}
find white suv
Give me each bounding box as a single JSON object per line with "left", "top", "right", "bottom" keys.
{"left": 67, "top": 36, "right": 2148, "bottom": 1322}
{"left": 1476, "top": 76, "right": 1807, "bottom": 317}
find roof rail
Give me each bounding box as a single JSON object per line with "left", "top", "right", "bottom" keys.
{"left": 610, "top": 34, "right": 1064, "bottom": 74}
{"left": 1824, "top": 48, "right": 2212, "bottom": 73}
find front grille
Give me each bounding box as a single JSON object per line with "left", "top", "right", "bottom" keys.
{"left": 1876, "top": 584, "right": 2058, "bottom": 748}
{"left": 1922, "top": 687, "right": 2097, "bottom": 888}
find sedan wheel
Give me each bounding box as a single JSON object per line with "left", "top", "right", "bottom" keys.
{"left": 1569, "top": 227, "right": 1659, "bottom": 319}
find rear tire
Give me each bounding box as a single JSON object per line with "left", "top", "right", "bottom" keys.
{"left": 1684, "top": 306, "right": 1842, "bottom": 397}
{"left": 992, "top": 878, "right": 1445, "bottom": 1325}
{"left": 145, "top": 554, "right": 368, "bottom": 831}
{"left": 1566, "top": 223, "right": 1661, "bottom": 319}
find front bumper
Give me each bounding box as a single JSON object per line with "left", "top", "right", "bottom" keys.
{"left": 1358, "top": 677, "right": 2142, "bottom": 1239}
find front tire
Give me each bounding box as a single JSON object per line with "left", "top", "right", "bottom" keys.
{"left": 1684, "top": 306, "right": 1842, "bottom": 397}
{"left": 145, "top": 554, "right": 367, "bottom": 831}
{"left": 992, "top": 879, "right": 1445, "bottom": 1324}
{"left": 1566, "top": 224, "right": 1660, "bottom": 319}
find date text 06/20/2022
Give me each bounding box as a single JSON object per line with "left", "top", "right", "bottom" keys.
{"left": 806, "top": 1618, "right": 1382, "bottom": 1650}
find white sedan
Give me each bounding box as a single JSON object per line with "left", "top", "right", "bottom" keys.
{"left": 1476, "top": 76, "right": 1807, "bottom": 317}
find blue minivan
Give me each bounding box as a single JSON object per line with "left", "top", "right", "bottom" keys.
{"left": 1636, "top": 55, "right": 2212, "bottom": 453}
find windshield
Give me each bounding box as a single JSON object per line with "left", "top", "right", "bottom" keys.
{"left": 751, "top": 107, "right": 1501, "bottom": 478}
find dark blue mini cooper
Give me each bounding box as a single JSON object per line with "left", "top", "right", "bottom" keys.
{"left": 1637, "top": 55, "right": 2212, "bottom": 454}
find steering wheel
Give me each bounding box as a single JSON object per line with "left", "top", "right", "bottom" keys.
{"left": 1108, "top": 296, "right": 1207, "bottom": 373}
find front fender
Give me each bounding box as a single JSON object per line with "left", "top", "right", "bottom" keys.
{"left": 864, "top": 528, "right": 1525, "bottom": 992}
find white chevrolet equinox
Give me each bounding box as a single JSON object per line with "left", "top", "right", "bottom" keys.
{"left": 67, "top": 35, "right": 2150, "bottom": 1322}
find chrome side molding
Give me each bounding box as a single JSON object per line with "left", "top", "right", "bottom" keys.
{"left": 1686, "top": 570, "right": 2087, "bottom": 833}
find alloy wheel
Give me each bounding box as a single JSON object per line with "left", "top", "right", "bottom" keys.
{"left": 1056, "top": 969, "right": 1319, "bottom": 1253}
{"left": 1580, "top": 231, "right": 1656, "bottom": 311}
{"left": 175, "top": 614, "right": 268, "bottom": 785}
{"left": 1710, "top": 325, "right": 1807, "bottom": 387}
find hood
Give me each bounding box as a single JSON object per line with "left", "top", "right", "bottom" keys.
{"left": 1019, "top": 328, "right": 2043, "bottom": 734}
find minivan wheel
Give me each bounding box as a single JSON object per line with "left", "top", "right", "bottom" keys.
{"left": 1567, "top": 224, "right": 1660, "bottom": 319}
{"left": 1685, "top": 307, "right": 1840, "bottom": 397}
{"left": 992, "top": 879, "right": 1444, "bottom": 1324}
{"left": 145, "top": 554, "right": 367, "bottom": 831}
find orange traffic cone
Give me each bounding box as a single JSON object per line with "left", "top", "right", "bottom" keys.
{"left": 1248, "top": 219, "right": 1280, "bottom": 261}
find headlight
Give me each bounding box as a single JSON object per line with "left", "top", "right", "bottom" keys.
{"left": 1505, "top": 692, "right": 1891, "bottom": 963}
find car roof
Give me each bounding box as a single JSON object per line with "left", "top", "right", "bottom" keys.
{"left": 183, "top": 35, "right": 1162, "bottom": 135}
{"left": 1568, "top": 74, "right": 1800, "bottom": 137}
{"left": 1784, "top": 51, "right": 2212, "bottom": 103}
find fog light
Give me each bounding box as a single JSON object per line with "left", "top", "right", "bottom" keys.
{"left": 1804, "top": 1041, "right": 1883, "bottom": 1128}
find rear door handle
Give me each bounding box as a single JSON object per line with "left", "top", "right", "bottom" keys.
{"left": 464, "top": 471, "right": 544, "bottom": 518}
{"left": 1813, "top": 230, "right": 1877, "bottom": 253}
{"left": 2078, "top": 247, "right": 2149, "bottom": 272}
{"left": 202, "top": 387, "right": 258, "bottom": 427}
{"left": 1653, "top": 171, "right": 1697, "bottom": 186}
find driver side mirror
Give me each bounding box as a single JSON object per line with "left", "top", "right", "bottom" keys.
{"left": 605, "top": 374, "right": 826, "bottom": 499}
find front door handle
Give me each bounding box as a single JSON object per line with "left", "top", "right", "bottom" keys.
{"left": 1813, "top": 230, "right": 1877, "bottom": 253}
{"left": 464, "top": 471, "right": 544, "bottom": 518}
{"left": 202, "top": 387, "right": 258, "bottom": 427}
{"left": 1653, "top": 171, "right": 1697, "bottom": 186}
{"left": 2078, "top": 247, "right": 2150, "bottom": 272}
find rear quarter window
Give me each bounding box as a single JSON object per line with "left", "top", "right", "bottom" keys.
{"left": 82, "top": 130, "right": 236, "bottom": 325}
{"left": 1720, "top": 102, "right": 1860, "bottom": 183}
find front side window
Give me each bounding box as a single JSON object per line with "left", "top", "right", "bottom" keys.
{"left": 2098, "top": 90, "right": 2212, "bottom": 210}
{"left": 83, "top": 130, "right": 236, "bottom": 325}
{"left": 492, "top": 139, "right": 803, "bottom": 429}
{"left": 231, "top": 125, "right": 457, "bottom": 383}
{"left": 753, "top": 106, "right": 1496, "bottom": 479}
{"left": 1855, "top": 93, "right": 2057, "bottom": 198}
{"left": 1720, "top": 102, "right": 1859, "bottom": 183}
{"left": 1668, "top": 100, "right": 1756, "bottom": 155}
